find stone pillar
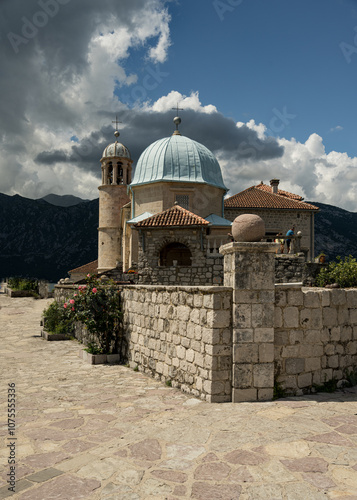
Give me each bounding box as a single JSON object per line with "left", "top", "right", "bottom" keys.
{"left": 220, "top": 242, "right": 277, "bottom": 402}
{"left": 113, "top": 163, "right": 118, "bottom": 185}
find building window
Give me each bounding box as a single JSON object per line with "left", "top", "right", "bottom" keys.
{"left": 175, "top": 195, "right": 189, "bottom": 210}
{"left": 160, "top": 242, "right": 192, "bottom": 266}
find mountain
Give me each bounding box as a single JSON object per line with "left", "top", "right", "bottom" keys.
{"left": 0, "top": 194, "right": 356, "bottom": 282}
{"left": 39, "top": 194, "right": 89, "bottom": 207}
{"left": 0, "top": 194, "right": 98, "bottom": 282}
{"left": 311, "top": 201, "right": 357, "bottom": 261}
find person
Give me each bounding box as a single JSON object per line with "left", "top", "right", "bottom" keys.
{"left": 286, "top": 226, "right": 295, "bottom": 253}
{"left": 275, "top": 233, "right": 284, "bottom": 254}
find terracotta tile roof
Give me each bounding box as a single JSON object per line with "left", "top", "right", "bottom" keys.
{"left": 255, "top": 182, "right": 303, "bottom": 201}
{"left": 69, "top": 260, "right": 98, "bottom": 274}
{"left": 224, "top": 186, "right": 319, "bottom": 211}
{"left": 134, "top": 204, "right": 210, "bottom": 228}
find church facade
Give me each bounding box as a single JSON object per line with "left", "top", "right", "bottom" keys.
{"left": 95, "top": 117, "right": 318, "bottom": 285}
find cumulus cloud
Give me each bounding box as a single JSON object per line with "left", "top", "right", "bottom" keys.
{"left": 1, "top": 1, "right": 357, "bottom": 213}
{"left": 0, "top": 0, "right": 171, "bottom": 198}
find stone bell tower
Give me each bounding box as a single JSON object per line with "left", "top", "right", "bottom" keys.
{"left": 98, "top": 125, "right": 132, "bottom": 273}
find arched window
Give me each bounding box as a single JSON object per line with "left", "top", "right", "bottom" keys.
{"left": 117, "top": 161, "right": 123, "bottom": 184}
{"left": 107, "top": 162, "right": 113, "bottom": 184}
{"left": 160, "top": 242, "right": 192, "bottom": 267}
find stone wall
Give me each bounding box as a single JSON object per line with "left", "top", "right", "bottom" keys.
{"left": 137, "top": 228, "right": 224, "bottom": 286}
{"left": 121, "top": 285, "right": 232, "bottom": 402}
{"left": 275, "top": 285, "right": 357, "bottom": 395}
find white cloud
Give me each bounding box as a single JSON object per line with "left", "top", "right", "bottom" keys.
{"left": 0, "top": 0, "right": 172, "bottom": 200}
{"left": 149, "top": 90, "right": 217, "bottom": 114}
{"left": 330, "top": 125, "right": 344, "bottom": 132}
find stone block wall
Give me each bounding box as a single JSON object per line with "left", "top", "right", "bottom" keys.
{"left": 121, "top": 285, "right": 232, "bottom": 402}
{"left": 275, "top": 255, "right": 305, "bottom": 283}
{"left": 137, "top": 228, "right": 224, "bottom": 286}
{"left": 275, "top": 285, "right": 357, "bottom": 395}
{"left": 221, "top": 242, "right": 277, "bottom": 402}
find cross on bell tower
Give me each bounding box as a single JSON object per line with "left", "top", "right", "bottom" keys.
{"left": 112, "top": 115, "right": 122, "bottom": 139}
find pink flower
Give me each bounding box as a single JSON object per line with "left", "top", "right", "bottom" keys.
{"left": 71, "top": 307, "right": 75, "bottom": 311}
{"left": 64, "top": 303, "right": 67, "bottom": 309}
{"left": 87, "top": 274, "right": 91, "bottom": 277}
{"left": 69, "top": 299, "right": 75, "bottom": 305}
{"left": 92, "top": 287, "right": 97, "bottom": 293}
{"left": 74, "top": 293, "right": 77, "bottom": 297}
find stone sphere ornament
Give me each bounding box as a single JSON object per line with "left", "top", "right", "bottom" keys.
{"left": 232, "top": 214, "right": 266, "bottom": 242}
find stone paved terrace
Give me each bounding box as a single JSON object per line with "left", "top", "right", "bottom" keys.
{"left": 1, "top": 296, "right": 357, "bottom": 499}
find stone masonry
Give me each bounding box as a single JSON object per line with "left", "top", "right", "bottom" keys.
{"left": 121, "top": 286, "right": 232, "bottom": 402}
{"left": 275, "top": 284, "right": 357, "bottom": 395}
{"left": 54, "top": 243, "right": 357, "bottom": 403}
{"left": 221, "top": 242, "right": 277, "bottom": 402}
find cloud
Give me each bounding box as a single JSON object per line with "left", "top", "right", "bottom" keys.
{"left": 330, "top": 125, "right": 344, "bottom": 132}
{"left": 0, "top": 0, "right": 171, "bottom": 198}
{"left": 1, "top": 1, "right": 357, "bottom": 213}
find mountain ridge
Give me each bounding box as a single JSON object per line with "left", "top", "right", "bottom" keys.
{"left": 0, "top": 194, "right": 355, "bottom": 281}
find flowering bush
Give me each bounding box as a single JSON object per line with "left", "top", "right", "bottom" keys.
{"left": 65, "top": 275, "right": 123, "bottom": 355}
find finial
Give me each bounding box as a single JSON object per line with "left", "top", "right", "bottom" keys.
{"left": 172, "top": 103, "right": 184, "bottom": 136}
{"left": 112, "top": 115, "right": 122, "bottom": 141}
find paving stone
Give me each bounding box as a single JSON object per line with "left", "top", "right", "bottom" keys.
{"left": 306, "top": 432, "right": 355, "bottom": 447}
{"left": 194, "top": 462, "right": 231, "bottom": 480}
{"left": 100, "top": 483, "right": 140, "bottom": 500}
{"left": 191, "top": 482, "right": 242, "bottom": 499}
{"left": 21, "top": 452, "right": 69, "bottom": 469}
{"left": 2, "top": 296, "right": 357, "bottom": 499}
{"left": 114, "top": 462, "right": 144, "bottom": 486}
{"left": 150, "top": 469, "right": 187, "bottom": 483}
{"left": 25, "top": 468, "right": 63, "bottom": 483}
{"left": 17, "top": 474, "right": 100, "bottom": 500}
{"left": 302, "top": 472, "right": 336, "bottom": 489}
{"left": 224, "top": 450, "right": 267, "bottom": 465}
{"left": 166, "top": 444, "right": 206, "bottom": 461}
{"left": 281, "top": 456, "right": 328, "bottom": 473}
{"left": 229, "top": 466, "right": 254, "bottom": 483}
{"left": 61, "top": 439, "right": 95, "bottom": 454}
{"left": 49, "top": 418, "right": 84, "bottom": 429}
{"left": 129, "top": 439, "right": 162, "bottom": 461}
{"left": 0, "top": 479, "right": 33, "bottom": 498}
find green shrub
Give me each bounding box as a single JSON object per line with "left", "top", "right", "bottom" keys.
{"left": 315, "top": 255, "right": 357, "bottom": 288}
{"left": 42, "top": 301, "right": 74, "bottom": 335}
{"left": 8, "top": 277, "right": 38, "bottom": 292}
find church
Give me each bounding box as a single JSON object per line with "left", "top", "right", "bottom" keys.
{"left": 70, "top": 115, "right": 319, "bottom": 285}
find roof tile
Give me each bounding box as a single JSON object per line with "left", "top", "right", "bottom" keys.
{"left": 224, "top": 186, "right": 319, "bottom": 211}
{"left": 134, "top": 204, "right": 210, "bottom": 228}
{"left": 69, "top": 260, "right": 98, "bottom": 274}
{"left": 255, "top": 183, "right": 303, "bottom": 200}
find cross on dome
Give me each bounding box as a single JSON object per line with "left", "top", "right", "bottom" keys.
{"left": 172, "top": 102, "right": 184, "bottom": 136}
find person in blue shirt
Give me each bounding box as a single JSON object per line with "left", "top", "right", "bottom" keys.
{"left": 286, "top": 226, "right": 295, "bottom": 253}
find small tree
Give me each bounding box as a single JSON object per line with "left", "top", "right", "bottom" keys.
{"left": 315, "top": 255, "right": 357, "bottom": 288}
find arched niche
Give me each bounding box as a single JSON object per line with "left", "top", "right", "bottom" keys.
{"left": 159, "top": 242, "right": 192, "bottom": 267}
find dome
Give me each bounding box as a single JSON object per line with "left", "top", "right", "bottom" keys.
{"left": 131, "top": 135, "right": 227, "bottom": 190}
{"left": 102, "top": 141, "right": 131, "bottom": 160}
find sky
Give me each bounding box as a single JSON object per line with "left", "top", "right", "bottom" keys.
{"left": 2, "top": 0, "right": 357, "bottom": 211}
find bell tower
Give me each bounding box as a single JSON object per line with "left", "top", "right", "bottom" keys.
{"left": 98, "top": 123, "right": 132, "bottom": 273}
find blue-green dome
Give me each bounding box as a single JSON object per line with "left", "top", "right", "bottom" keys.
{"left": 131, "top": 135, "right": 227, "bottom": 190}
